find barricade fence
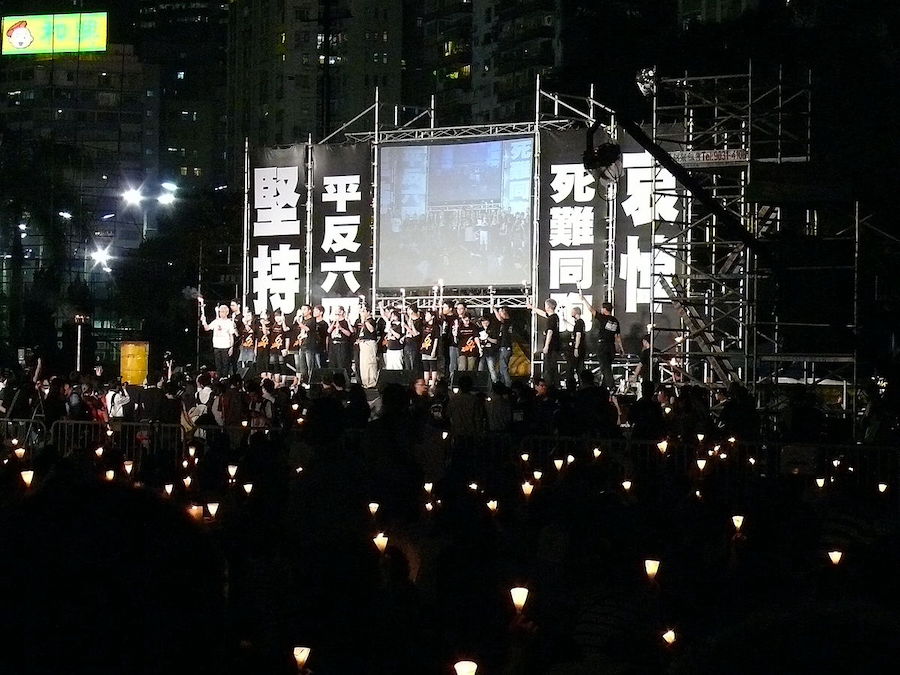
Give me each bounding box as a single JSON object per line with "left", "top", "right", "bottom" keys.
{"left": 0, "top": 418, "right": 49, "bottom": 461}
{"left": 50, "top": 420, "right": 184, "bottom": 472}
{"left": 11, "top": 420, "right": 899, "bottom": 499}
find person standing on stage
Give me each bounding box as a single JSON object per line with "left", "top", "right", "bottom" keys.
{"left": 493, "top": 305, "right": 514, "bottom": 387}
{"left": 229, "top": 299, "right": 243, "bottom": 374}
{"left": 448, "top": 301, "right": 467, "bottom": 377}
{"left": 439, "top": 301, "right": 455, "bottom": 378}
{"left": 456, "top": 312, "right": 480, "bottom": 372}
{"left": 580, "top": 296, "right": 624, "bottom": 390}
{"left": 478, "top": 314, "right": 500, "bottom": 382}
{"left": 199, "top": 298, "right": 237, "bottom": 378}
{"left": 383, "top": 307, "right": 405, "bottom": 370}
{"left": 527, "top": 298, "right": 560, "bottom": 388}
{"left": 238, "top": 313, "right": 256, "bottom": 374}
{"left": 420, "top": 307, "right": 439, "bottom": 387}
{"left": 632, "top": 334, "right": 661, "bottom": 384}
{"left": 255, "top": 311, "right": 271, "bottom": 378}
{"left": 314, "top": 305, "right": 329, "bottom": 368}
{"left": 404, "top": 305, "right": 424, "bottom": 378}
{"left": 566, "top": 306, "right": 586, "bottom": 389}
{"left": 297, "top": 304, "right": 319, "bottom": 382}
{"left": 269, "top": 309, "right": 288, "bottom": 383}
{"left": 356, "top": 305, "right": 379, "bottom": 388}
{"left": 328, "top": 306, "right": 353, "bottom": 374}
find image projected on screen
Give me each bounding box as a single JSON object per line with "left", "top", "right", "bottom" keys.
{"left": 378, "top": 137, "right": 533, "bottom": 288}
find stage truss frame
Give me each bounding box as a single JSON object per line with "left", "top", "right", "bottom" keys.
{"left": 251, "top": 68, "right": 858, "bottom": 421}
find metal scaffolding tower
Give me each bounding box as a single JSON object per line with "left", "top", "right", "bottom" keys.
{"left": 649, "top": 63, "right": 815, "bottom": 392}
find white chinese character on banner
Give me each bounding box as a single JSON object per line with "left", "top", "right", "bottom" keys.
{"left": 321, "top": 256, "right": 361, "bottom": 293}
{"left": 620, "top": 152, "right": 679, "bottom": 227}
{"left": 550, "top": 292, "right": 594, "bottom": 332}
{"left": 549, "top": 164, "right": 596, "bottom": 203}
{"left": 252, "top": 243, "right": 301, "bottom": 315}
{"left": 549, "top": 206, "right": 595, "bottom": 247}
{"left": 321, "top": 215, "right": 361, "bottom": 253}
{"left": 618, "top": 235, "right": 676, "bottom": 313}
{"left": 549, "top": 249, "right": 593, "bottom": 290}
{"left": 322, "top": 175, "right": 361, "bottom": 213}
{"left": 253, "top": 167, "right": 301, "bottom": 237}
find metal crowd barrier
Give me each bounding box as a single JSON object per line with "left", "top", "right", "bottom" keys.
{"left": 0, "top": 418, "right": 49, "bottom": 460}
{"left": 37, "top": 418, "right": 900, "bottom": 501}
{"left": 51, "top": 420, "right": 185, "bottom": 470}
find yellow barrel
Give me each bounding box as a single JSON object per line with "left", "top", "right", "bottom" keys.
{"left": 120, "top": 341, "right": 150, "bottom": 385}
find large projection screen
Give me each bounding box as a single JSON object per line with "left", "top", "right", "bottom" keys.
{"left": 377, "top": 136, "right": 534, "bottom": 288}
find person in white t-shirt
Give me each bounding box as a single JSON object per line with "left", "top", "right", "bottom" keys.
{"left": 200, "top": 298, "right": 238, "bottom": 378}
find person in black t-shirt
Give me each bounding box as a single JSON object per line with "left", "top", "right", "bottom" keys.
{"left": 566, "top": 306, "right": 586, "bottom": 389}
{"left": 420, "top": 307, "right": 439, "bottom": 386}
{"left": 327, "top": 306, "right": 353, "bottom": 374}
{"left": 383, "top": 308, "right": 405, "bottom": 370}
{"left": 314, "top": 305, "right": 328, "bottom": 368}
{"left": 493, "top": 305, "right": 514, "bottom": 387}
{"left": 404, "top": 305, "right": 424, "bottom": 378}
{"left": 528, "top": 298, "right": 560, "bottom": 387}
{"left": 633, "top": 334, "right": 661, "bottom": 384}
{"left": 268, "top": 309, "right": 288, "bottom": 380}
{"left": 254, "top": 312, "right": 271, "bottom": 377}
{"left": 297, "top": 305, "right": 319, "bottom": 383}
{"left": 478, "top": 315, "right": 500, "bottom": 383}
{"left": 456, "top": 313, "right": 480, "bottom": 371}
{"left": 439, "top": 301, "right": 455, "bottom": 378}
{"left": 580, "top": 295, "right": 624, "bottom": 390}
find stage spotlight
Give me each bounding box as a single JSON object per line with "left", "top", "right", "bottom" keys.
{"left": 583, "top": 142, "right": 622, "bottom": 181}
{"left": 636, "top": 67, "right": 656, "bottom": 97}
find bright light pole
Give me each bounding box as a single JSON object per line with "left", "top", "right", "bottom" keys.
{"left": 74, "top": 313, "right": 91, "bottom": 372}
{"left": 122, "top": 183, "right": 177, "bottom": 239}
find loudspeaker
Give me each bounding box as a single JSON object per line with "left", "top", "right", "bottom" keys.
{"left": 310, "top": 367, "right": 349, "bottom": 385}
{"left": 450, "top": 370, "right": 492, "bottom": 394}
{"left": 376, "top": 369, "right": 414, "bottom": 391}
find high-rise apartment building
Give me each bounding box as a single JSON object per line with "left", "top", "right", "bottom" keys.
{"left": 678, "top": 0, "right": 760, "bottom": 28}
{"left": 0, "top": 43, "right": 161, "bottom": 253}
{"left": 226, "top": 0, "right": 403, "bottom": 182}
{"left": 137, "top": 1, "right": 229, "bottom": 190}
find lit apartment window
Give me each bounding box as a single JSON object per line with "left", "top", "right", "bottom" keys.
{"left": 176, "top": 71, "right": 185, "bottom": 80}
{"left": 193, "top": 168, "right": 202, "bottom": 177}
{"left": 180, "top": 167, "right": 188, "bottom": 176}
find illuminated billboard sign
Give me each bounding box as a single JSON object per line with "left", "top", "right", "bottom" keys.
{"left": 2, "top": 12, "right": 108, "bottom": 56}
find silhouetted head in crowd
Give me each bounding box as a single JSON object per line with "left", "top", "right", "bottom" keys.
{"left": 0, "top": 469, "right": 226, "bottom": 675}
{"left": 456, "top": 374, "right": 473, "bottom": 394}
{"left": 380, "top": 383, "right": 409, "bottom": 416}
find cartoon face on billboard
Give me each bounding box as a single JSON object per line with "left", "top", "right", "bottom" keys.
{"left": 5, "top": 20, "right": 33, "bottom": 49}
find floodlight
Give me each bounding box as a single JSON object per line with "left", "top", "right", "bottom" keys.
{"left": 122, "top": 188, "right": 142, "bottom": 205}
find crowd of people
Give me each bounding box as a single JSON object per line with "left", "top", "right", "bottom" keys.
{"left": 2, "top": 358, "right": 898, "bottom": 674}
{"left": 1, "top": 293, "right": 899, "bottom": 675}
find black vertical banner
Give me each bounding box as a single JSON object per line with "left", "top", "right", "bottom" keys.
{"left": 613, "top": 128, "right": 682, "bottom": 351}
{"left": 310, "top": 142, "right": 372, "bottom": 326}
{"left": 538, "top": 129, "right": 608, "bottom": 340}
{"left": 249, "top": 145, "right": 307, "bottom": 322}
